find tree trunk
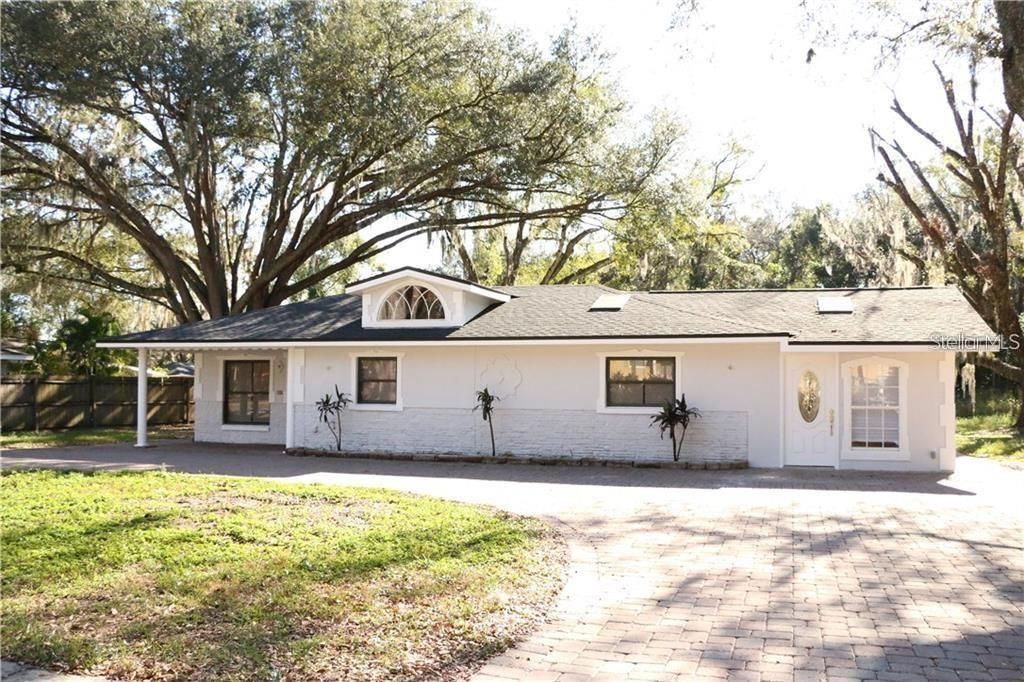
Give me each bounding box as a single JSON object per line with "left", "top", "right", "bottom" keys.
{"left": 1015, "top": 385, "right": 1024, "bottom": 430}
{"left": 488, "top": 418, "right": 496, "bottom": 457}
{"left": 997, "top": 0, "right": 1024, "bottom": 118}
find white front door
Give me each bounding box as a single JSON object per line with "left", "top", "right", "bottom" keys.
{"left": 785, "top": 353, "right": 838, "bottom": 466}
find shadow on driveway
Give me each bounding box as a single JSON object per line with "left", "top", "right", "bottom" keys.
{"left": 0, "top": 440, "right": 983, "bottom": 496}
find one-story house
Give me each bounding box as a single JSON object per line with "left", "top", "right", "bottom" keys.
{"left": 100, "top": 266, "right": 994, "bottom": 471}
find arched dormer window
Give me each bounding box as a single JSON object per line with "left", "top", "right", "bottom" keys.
{"left": 379, "top": 285, "right": 446, "bottom": 321}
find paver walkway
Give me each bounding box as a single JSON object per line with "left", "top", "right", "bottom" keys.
{"left": 3, "top": 443, "right": 1023, "bottom": 681}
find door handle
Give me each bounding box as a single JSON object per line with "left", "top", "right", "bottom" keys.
{"left": 829, "top": 409, "right": 835, "bottom": 436}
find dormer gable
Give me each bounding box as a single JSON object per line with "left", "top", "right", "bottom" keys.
{"left": 346, "top": 267, "right": 511, "bottom": 329}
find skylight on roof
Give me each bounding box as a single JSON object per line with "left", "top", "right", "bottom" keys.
{"left": 590, "top": 293, "right": 630, "bottom": 311}
{"left": 817, "top": 296, "right": 854, "bottom": 314}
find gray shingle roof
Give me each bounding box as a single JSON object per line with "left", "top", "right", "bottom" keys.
{"left": 105, "top": 283, "right": 991, "bottom": 345}
{"left": 644, "top": 287, "right": 991, "bottom": 344}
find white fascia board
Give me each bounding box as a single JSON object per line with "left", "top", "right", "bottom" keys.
{"left": 781, "top": 343, "right": 989, "bottom": 353}
{"left": 105, "top": 338, "right": 988, "bottom": 352}
{"left": 470, "top": 288, "right": 511, "bottom": 302}
{"left": 345, "top": 269, "right": 510, "bottom": 303}
{"left": 98, "top": 335, "right": 787, "bottom": 350}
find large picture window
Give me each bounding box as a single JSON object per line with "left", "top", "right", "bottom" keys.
{"left": 223, "top": 360, "right": 270, "bottom": 425}
{"left": 358, "top": 357, "right": 398, "bottom": 404}
{"left": 849, "top": 363, "right": 901, "bottom": 449}
{"left": 606, "top": 357, "right": 675, "bottom": 407}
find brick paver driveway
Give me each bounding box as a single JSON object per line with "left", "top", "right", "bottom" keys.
{"left": 3, "top": 444, "right": 1023, "bottom": 681}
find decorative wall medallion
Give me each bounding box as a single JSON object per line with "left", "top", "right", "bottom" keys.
{"left": 478, "top": 355, "right": 523, "bottom": 400}
{"left": 798, "top": 370, "right": 820, "bottom": 423}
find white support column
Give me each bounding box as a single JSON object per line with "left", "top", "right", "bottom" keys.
{"left": 938, "top": 351, "right": 957, "bottom": 472}
{"left": 777, "top": 340, "right": 786, "bottom": 468}
{"left": 285, "top": 348, "right": 305, "bottom": 450}
{"left": 135, "top": 348, "right": 149, "bottom": 448}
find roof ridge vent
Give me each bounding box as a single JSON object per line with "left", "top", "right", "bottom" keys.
{"left": 817, "top": 296, "right": 854, "bottom": 314}
{"left": 590, "top": 293, "right": 630, "bottom": 311}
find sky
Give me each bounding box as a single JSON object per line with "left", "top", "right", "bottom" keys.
{"left": 378, "top": 0, "right": 999, "bottom": 271}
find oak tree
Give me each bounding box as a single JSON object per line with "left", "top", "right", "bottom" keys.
{"left": 2, "top": 0, "right": 673, "bottom": 322}
{"left": 873, "top": 68, "right": 1024, "bottom": 425}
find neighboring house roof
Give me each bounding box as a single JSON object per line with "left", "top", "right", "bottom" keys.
{"left": 164, "top": 361, "right": 195, "bottom": 377}
{"left": 0, "top": 341, "right": 34, "bottom": 362}
{"left": 122, "top": 361, "right": 195, "bottom": 377}
{"left": 102, "top": 268, "right": 993, "bottom": 346}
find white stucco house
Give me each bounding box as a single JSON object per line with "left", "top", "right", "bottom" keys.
{"left": 101, "top": 266, "right": 994, "bottom": 471}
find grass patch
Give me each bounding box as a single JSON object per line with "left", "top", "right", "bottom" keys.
{"left": 957, "top": 390, "right": 1024, "bottom": 463}
{"left": 0, "top": 425, "right": 192, "bottom": 450}
{"left": 957, "top": 413, "right": 1024, "bottom": 462}
{"left": 1, "top": 470, "right": 564, "bottom": 680}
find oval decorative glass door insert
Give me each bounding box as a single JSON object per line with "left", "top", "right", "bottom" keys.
{"left": 798, "top": 371, "right": 821, "bottom": 422}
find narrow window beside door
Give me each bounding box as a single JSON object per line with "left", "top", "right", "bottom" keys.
{"left": 223, "top": 360, "right": 271, "bottom": 425}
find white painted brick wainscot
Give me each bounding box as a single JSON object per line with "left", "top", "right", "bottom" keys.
{"left": 194, "top": 342, "right": 774, "bottom": 466}
{"left": 299, "top": 406, "right": 747, "bottom": 462}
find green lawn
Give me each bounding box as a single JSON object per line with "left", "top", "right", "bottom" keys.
{"left": 957, "top": 391, "right": 1024, "bottom": 463}
{"left": 1, "top": 470, "right": 564, "bottom": 680}
{"left": 957, "top": 412, "right": 1024, "bottom": 462}
{"left": 0, "top": 425, "right": 192, "bottom": 450}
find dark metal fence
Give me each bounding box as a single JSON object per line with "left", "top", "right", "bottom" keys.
{"left": 0, "top": 376, "right": 193, "bottom": 432}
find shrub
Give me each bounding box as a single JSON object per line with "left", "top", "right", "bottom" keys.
{"left": 474, "top": 387, "right": 499, "bottom": 456}
{"left": 649, "top": 395, "right": 701, "bottom": 461}
{"left": 316, "top": 385, "right": 351, "bottom": 451}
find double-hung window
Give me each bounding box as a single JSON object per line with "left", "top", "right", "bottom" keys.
{"left": 223, "top": 360, "right": 270, "bottom": 425}
{"left": 849, "top": 362, "right": 901, "bottom": 449}
{"left": 357, "top": 357, "right": 398, "bottom": 404}
{"left": 605, "top": 357, "right": 675, "bottom": 407}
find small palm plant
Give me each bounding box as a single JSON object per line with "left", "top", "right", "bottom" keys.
{"left": 649, "top": 394, "right": 701, "bottom": 462}
{"left": 316, "top": 385, "right": 351, "bottom": 452}
{"left": 474, "top": 387, "right": 500, "bottom": 456}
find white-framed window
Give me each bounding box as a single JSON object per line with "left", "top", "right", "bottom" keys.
{"left": 218, "top": 354, "right": 275, "bottom": 431}
{"left": 349, "top": 352, "right": 404, "bottom": 411}
{"left": 378, "top": 285, "right": 446, "bottom": 321}
{"left": 841, "top": 357, "right": 909, "bottom": 460}
{"left": 606, "top": 357, "right": 676, "bottom": 407}
{"left": 224, "top": 359, "right": 271, "bottom": 425}
{"left": 357, "top": 357, "right": 398, "bottom": 404}
{"left": 596, "top": 351, "right": 683, "bottom": 413}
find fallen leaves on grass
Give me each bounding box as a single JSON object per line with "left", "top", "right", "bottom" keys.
{"left": 1, "top": 470, "right": 566, "bottom": 681}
